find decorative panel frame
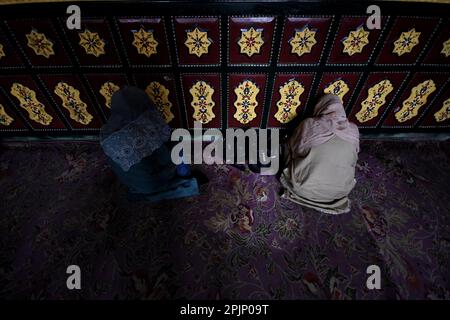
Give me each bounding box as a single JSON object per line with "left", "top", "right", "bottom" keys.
{"left": 375, "top": 16, "right": 440, "bottom": 66}
{"left": 84, "top": 73, "right": 130, "bottom": 120}
{"left": 381, "top": 72, "right": 450, "bottom": 128}
{"left": 227, "top": 73, "right": 268, "bottom": 128}
{"left": 314, "top": 72, "right": 363, "bottom": 110}
{"left": 0, "top": 1, "right": 449, "bottom": 137}
{"left": 0, "top": 75, "right": 67, "bottom": 131}
{"left": 0, "top": 29, "right": 25, "bottom": 69}
{"left": 115, "top": 16, "right": 171, "bottom": 67}
{"left": 278, "top": 16, "right": 333, "bottom": 66}
{"left": 5, "top": 19, "right": 72, "bottom": 67}
{"left": 267, "top": 72, "right": 316, "bottom": 128}
{"left": 348, "top": 72, "right": 409, "bottom": 128}
{"left": 326, "top": 16, "right": 389, "bottom": 66}
{"left": 172, "top": 16, "right": 221, "bottom": 67}
{"left": 418, "top": 85, "right": 450, "bottom": 128}
{"left": 180, "top": 73, "right": 222, "bottom": 128}
{"left": 59, "top": 17, "right": 122, "bottom": 67}
{"left": 0, "top": 92, "right": 28, "bottom": 132}
{"left": 422, "top": 19, "right": 450, "bottom": 66}
{"left": 228, "top": 16, "right": 276, "bottom": 66}
{"left": 38, "top": 74, "right": 103, "bottom": 130}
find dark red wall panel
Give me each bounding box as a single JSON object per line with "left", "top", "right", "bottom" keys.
{"left": 382, "top": 72, "right": 449, "bottom": 128}
{"left": 267, "top": 73, "right": 315, "bottom": 128}
{"left": 375, "top": 17, "right": 440, "bottom": 65}
{"left": 173, "top": 17, "right": 221, "bottom": 66}
{"left": 228, "top": 17, "right": 276, "bottom": 66}
{"left": 348, "top": 72, "right": 409, "bottom": 128}
{"left": 278, "top": 16, "right": 332, "bottom": 66}
{"left": 0, "top": 75, "right": 67, "bottom": 131}
{"left": 38, "top": 74, "right": 103, "bottom": 130}
{"left": 181, "top": 73, "right": 221, "bottom": 128}
{"left": 228, "top": 73, "right": 267, "bottom": 128}
{"left": 6, "top": 19, "right": 72, "bottom": 67}
{"left": 116, "top": 17, "right": 171, "bottom": 67}
{"left": 0, "top": 2, "right": 448, "bottom": 136}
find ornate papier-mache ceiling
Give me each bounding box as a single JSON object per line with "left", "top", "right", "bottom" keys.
{"left": 0, "top": 1, "right": 449, "bottom": 136}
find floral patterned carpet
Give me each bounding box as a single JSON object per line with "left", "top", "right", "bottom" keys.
{"left": 0, "top": 139, "right": 449, "bottom": 300}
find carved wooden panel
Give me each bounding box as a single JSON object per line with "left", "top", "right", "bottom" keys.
{"left": 422, "top": 19, "right": 450, "bottom": 66}
{"left": 326, "top": 16, "right": 388, "bottom": 65}
{"left": 84, "top": 73, "right": 130, "bottom": 119}
{"left": 0, "top": 92, "right": 28, "bottom": 132}
{"left": 315, "top": 72, "right": 363, "bottom": 109}
{"left": 375, "top": 17, "right": 440, "bottom": 65}
{"left": 418, "top": 86, "right": 450, "bottom": 128}
{"left": 60, "top": 18, "right": 122, "bottom": 67}
{"left": 0, "top": 29, "right": 25, "bottom": 69}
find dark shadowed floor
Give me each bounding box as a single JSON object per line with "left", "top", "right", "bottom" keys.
{"left": 0, "top": 140, "right": 449, "bottom": 299}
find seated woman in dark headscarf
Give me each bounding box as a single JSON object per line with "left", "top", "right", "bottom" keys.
{"left": 100, "top": 86, "right": 199, "bottom": 202}
{"left": 280, "top": 94, "right": 360, "bottom": 214}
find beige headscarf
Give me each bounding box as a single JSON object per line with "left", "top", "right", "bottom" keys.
{"left": 288, "top": 94, "right": 359, "bottom": 156}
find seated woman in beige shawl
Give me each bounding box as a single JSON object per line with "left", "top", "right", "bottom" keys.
{"left": 280, "top": 94, "right": 360, "bottom": 214}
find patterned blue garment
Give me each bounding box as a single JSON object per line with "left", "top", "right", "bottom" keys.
{"left": 100, "top": 86, "right": 199, "bottom": 202}
{"left": 101, "top": 108, "right": 171, "bottom": 172}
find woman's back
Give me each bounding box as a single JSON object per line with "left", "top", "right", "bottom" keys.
{"left": 294, "top": 135, "right": 357, "bottom": 202}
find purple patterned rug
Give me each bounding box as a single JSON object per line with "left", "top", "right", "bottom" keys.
{"left": 0, "top": 140, "right": 449, "bottom": 300}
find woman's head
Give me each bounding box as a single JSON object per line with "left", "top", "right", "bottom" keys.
{"left": 313, "top": 94, "right": 346, "bottom": 118}
{"left": 110, "top": 86, "right": 154, "bottom": 121}
{"left": 101, "top": 86, "right": 156, "bottom": 137}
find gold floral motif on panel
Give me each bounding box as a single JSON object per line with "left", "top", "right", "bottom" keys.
{"left": 433, "top": 97, "right": 450, "bottom": 123}
{"left": 395, "top": 79, "right": 436, "bottom": 123}
{"left": 145, "top": 81, "right": 175, "bottom": 123}
{"left": 289, "top": 26, "right": 317, "bottom": 57}
{"left": 274, "top": 79, "right": 304, "bottom": 124}
{"left": 356, "top": 79, "right": 394, "bottom": 123}
{"left": 0, "top": 104, "right": 14, "bottom": 126}
{"left": 26, "top": 29, "right": 55, "bottom": 58}
{"left": 54, "top": 82, "right": 93, "bottom": 125}
{"left": 99, "top": 82, "right": 120, "bottom": 109}
{"left": 10, "top": 82, "right": 53, "bottom": 125}
{"left": 234, "top": 80, "right": 259, "bottom": 124}
{"left": 393, "top": 28, "right": 421, "bottom": 56}
{"left": 184, "top": 27, "right": 211, "bottom": 58}
{"left": 189, "top": 80, "right": 215, "bottom": 124}
{"left": 323, "top": 79, "right": 349, "bottom": 102}
{"left": 342, "top": 26, "right": 370, "bottom": 56}
{"left": 238, "top": 27, "right": 264, "bottom": 57}
{"left": 132, "top": 28, "right": 158, "bottom": 58}
{"left": 78, "top": 29, "right": 105, "bottom": 57}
